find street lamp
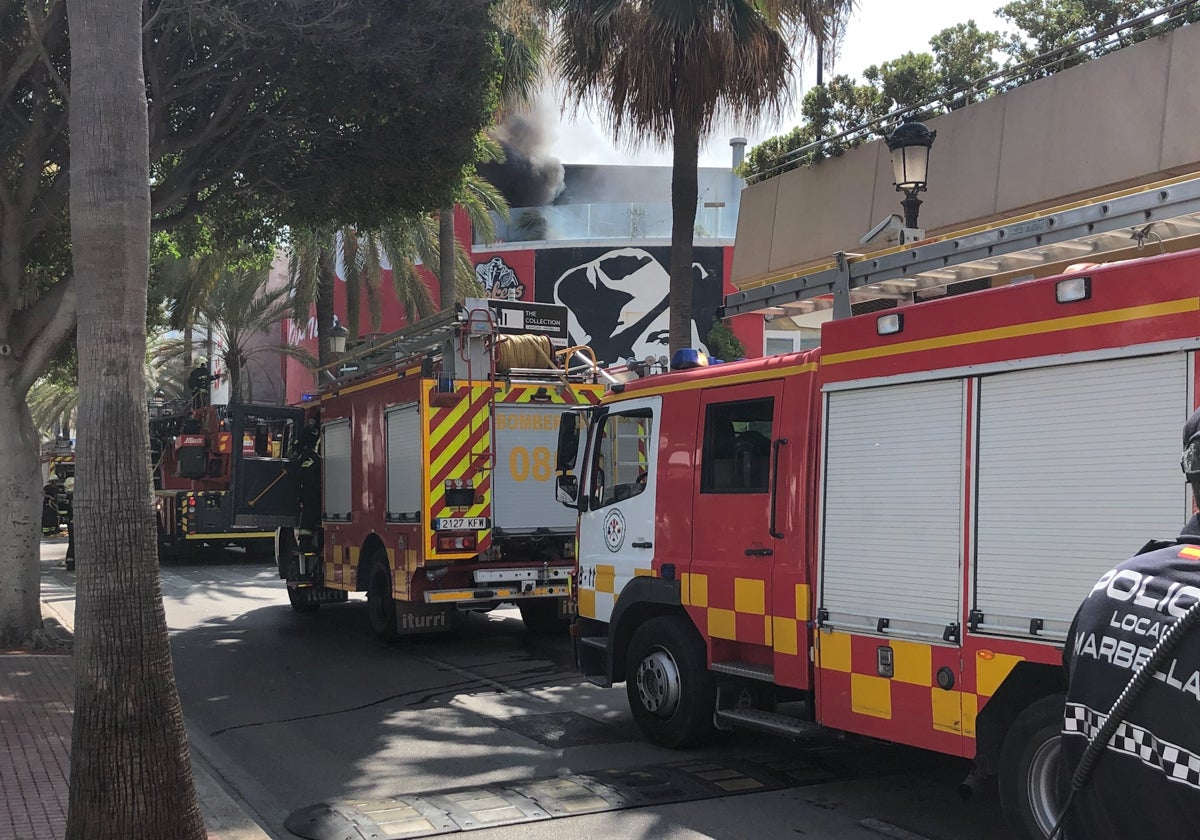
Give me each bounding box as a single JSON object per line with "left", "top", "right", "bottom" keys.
{"left": 886, "top": 120, "right": 936, "bottom": 230}
{"left": 330, "top": 321, "right": 350, "bottom": 355}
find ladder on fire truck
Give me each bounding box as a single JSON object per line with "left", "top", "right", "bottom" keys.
{"left": 316, "top": 303, "right": 606, "bottom": 387}
{"left": 723, "top": 172, "right": 1200, "bottom": 318}
{"left": 314, "top": 303, "right": 605, "bottom": 473}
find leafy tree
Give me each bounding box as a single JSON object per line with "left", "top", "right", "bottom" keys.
{"left": 1, "top": 0, "right": 501, "bottom": 643}
{"left": 705, "top": 321, "right": 748, "bottom": 362}
{"left": 64, "top": 0, "right": 204, "bottom": 834}
{"left": 740, "top": 73, "right": 887, "bottom": 178}
{"left": 741, "top": 17, "right": 1006, "bottom": 180}
{"left": 556, "top": 0, "right": 848, "bottom": 353}
{"left": 866, "top": 52, "right": 940, "bottom": 120}
{"left": 997, "top": 0, "right": 1155, "bottom": 81}
{"left": 931, "top": 21, "right": 1006, "bottom": 108}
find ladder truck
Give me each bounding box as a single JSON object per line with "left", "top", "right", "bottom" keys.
{"left": 151, "top": 398, "right": 305, "bottom": 560}
{"left": 277, "top": 300, "right": 607, "bottom": 636}
{"left": 555, "top": 175, "right": 1200, "bottom": 840}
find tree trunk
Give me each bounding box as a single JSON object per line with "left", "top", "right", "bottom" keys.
{"left": 65, "top": 0, "right": 205, "bottom": 836}
{"left": 0, "top": 386, "right": 43, "bottom": 646}
{"left": 183, "top": 322, "right": 193, "bottom": 369}
{"left": 228, "top": 352, "right": 242, "bottom": 404}
{"left": 439, "top": 205, "right": 456, "bottom": 313}
{"left": 668, "top": 106, "right": 701, "bottom": 355}
{"left": 316, "top": 246, "right": 336, "bottom": 369}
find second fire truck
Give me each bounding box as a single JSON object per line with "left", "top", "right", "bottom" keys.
{"left": 557, "top": 199, "right": 1200, "bottom": 839}
{"left": 151, "top": 399, "right": 305, "bottom": 559}
{"left": 277, "top": 300, "right": 606, "bottom": 636}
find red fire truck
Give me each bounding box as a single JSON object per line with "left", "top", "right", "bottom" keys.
{"left": 557, "top": 188, "right": 1200, "bottom": 839}
{"left": 277, "top": 301, "right": 606, "bottom": 636}
{"left": 151, "top": 399, "right": 305, "bottom": 559}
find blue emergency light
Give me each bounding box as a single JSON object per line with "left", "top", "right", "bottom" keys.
{"left": 671, "top": 349, "right": 709, "bottom": 370}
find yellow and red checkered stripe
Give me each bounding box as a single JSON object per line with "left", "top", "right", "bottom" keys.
{"left": 577, "top": 563, "right": 654, "bottom": 620}
{"left": 323, "top": 543, "right": 360, "bottom": 591}
{"left": 814, "top": 629, "right": 1041, "bottom": 756}
{"left": 680, "top": 572, "right": 813, "bottom": 689}
{"left": 424, "top": 383, "right": 493, "bottom": 557}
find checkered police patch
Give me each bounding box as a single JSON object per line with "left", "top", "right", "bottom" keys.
{"left": 1064, "top": 702, "right": 1200, "bottom": 790}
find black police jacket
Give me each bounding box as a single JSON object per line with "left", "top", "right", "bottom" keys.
{"left": 1060, "top": 515, "right": 1200, "bottom": 839}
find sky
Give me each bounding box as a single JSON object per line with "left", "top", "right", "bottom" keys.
{"left": 544, "top": 0, "right": 1010, "bottom": 168}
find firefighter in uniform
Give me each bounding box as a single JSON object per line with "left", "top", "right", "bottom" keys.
{"left": 295, "top": 418, "right": 321, "bottom": 550}
{"left": 187, "top": 358, "right": 220, "bottom": 409}
{"left": 1059, "top": 407, "right": 1200, "bottom": 838}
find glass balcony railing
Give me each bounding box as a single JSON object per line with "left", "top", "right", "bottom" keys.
{"left": 477, "top": 201, "right": 739, "bottom": 246}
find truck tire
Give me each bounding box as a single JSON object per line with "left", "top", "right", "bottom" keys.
{"left": 287, "top": 585, "right": 320, "bottom": 614}
{"left": 999, "top": 692, "right": 1067, "bottom": 840}
{"left": 366, "top": 555, "right": 398, "bottom": 640}
{"left": 519, "top": 599, "right": 567, "bottom": 636}
{"left": 625, "top": 615, "right": 716, "bottom": 748}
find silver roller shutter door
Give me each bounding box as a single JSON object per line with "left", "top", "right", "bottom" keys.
{"left": 822, "top": 379, "right": 965, "bottom": 640}
{"left": 974, "top": 353, "right": 1189, "bottom": 640}
{"left": 322, "top": 419, "right": 352, "bottom": 520}
{"left": 386, "top": 403, "right": 422, "bottom": 520}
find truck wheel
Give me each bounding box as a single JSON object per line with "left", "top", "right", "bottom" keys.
{"left": 519, "top": 599, "right": 567, "bottom": 636}
{"left": 366, "top": 556, "right": 398, "bottom": 640}
{"left": 999, "top": 693, "right": 1067, "bottom": 840}
{"left": 625, "top": 616, "right": 715, "bottom": 748}
{"left": 287, "top": 585, "right": 320, "bottom": 614}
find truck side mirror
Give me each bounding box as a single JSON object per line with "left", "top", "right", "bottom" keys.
{"left": 556, "top": 411, "right": 581, "bottom": 472}
{"left": 555, "top": 474, "right": 579, "bottom": 505}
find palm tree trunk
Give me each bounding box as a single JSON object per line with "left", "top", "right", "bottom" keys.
{"left": 439, "top": 206, "right": 456, "bottom": 312}
{"left": 183, "top": 322, "right": 193, "bottom": 369}
{"left": 65, "top": 0, "right": 205, "bottom": 836}
{"left": 668, "top": 106, "right": 701, "bottom": 354}
{"left": 316, "top": 245, "right": 336, "bottom": 369}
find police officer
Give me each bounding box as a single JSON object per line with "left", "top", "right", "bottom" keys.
{"left": 1058, "top": 407, "right": 1200, "bottom": 838}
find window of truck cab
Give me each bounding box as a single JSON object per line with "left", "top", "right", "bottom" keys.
{"left": 590, "top": 409, "right": 652, "bottom": 508}
{"left": 701, "top": 398, "right": 773, "bottom": 494}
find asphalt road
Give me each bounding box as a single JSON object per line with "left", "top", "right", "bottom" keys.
{"left": 40, "top": 544, "right": 1019, "bottom": 840}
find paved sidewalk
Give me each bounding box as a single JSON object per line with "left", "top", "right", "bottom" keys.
{"left": 0, "top": 541, "right": 275, "bottom": 840}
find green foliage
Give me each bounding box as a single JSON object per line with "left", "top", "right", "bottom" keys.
{"left": 3, "top": 0, "right": 505, "bottom": 401}
{"left": 931, "top": 21, "right": 1005, "bottom": 107}
{"left": 742, "top": 3, "right": 1192, "bottom": 182}
{"left": 705, "top": 321, "right": 747, "bottom": 362}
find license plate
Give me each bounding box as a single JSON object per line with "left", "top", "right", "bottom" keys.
{"left": 434, "top": 517, "right": 488, "bottom": 531}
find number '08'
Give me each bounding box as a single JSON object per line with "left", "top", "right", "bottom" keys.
{"left": 509, "top": 446, "right": 552, "bottom": 482}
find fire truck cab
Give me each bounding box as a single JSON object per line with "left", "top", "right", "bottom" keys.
{"left": 560, "top": 234, "right": 1200, "bottom": 839}
{"left": 277, "top": 301, "right": 606, "bottom": 637}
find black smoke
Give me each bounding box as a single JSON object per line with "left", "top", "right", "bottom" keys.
{"left": 477, "top": 112, "right": 565, "bottom": 208}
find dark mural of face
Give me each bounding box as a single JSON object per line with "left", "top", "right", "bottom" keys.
{"left": 538, "top": 246, "right": 724, "bottom": 366}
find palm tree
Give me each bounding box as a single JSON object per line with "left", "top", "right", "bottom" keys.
{"left": 191, "top": 265, "right": 316, "bottom": 402}
{"left": 555, "top": 0, "right": 847, "bottom": 352}
{"left": 289, "top": 164, "right": 507, "bottom": 350}
{"left": 66, "top": 0, "right": 205, "bottom": 832}
{"left": 287, "top": 228, "right": 338, "bottom": 370}
{"left": 156, "top": 251, "right": 226, "bottom": 368}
